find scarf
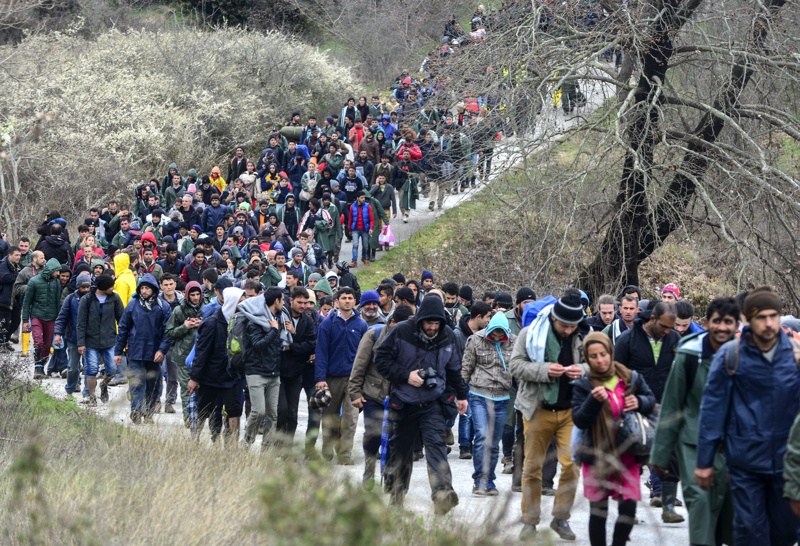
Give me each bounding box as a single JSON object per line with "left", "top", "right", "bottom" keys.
{"left": 583, "top": 332, "right": 633, "bottom": 480}
{"left": 138, "top": 293, "right": 158, "bottom": 312}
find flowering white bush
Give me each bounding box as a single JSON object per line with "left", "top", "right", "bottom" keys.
{"left": 0, "top": 27, "right": 358, "bottom": 237}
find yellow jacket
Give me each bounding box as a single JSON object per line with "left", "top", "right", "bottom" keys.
{"left": 113, "top": 253, "right": 137, "bottom": 307}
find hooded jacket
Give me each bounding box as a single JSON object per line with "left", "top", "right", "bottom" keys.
{"left": 313, "top": 277, "right": 334, "bottom": 299}
{"left": 114, "top": 274, "right": 173, "bottom": 361}
{"left": 237, "top": 295, "right": 284, "bottom": 377}
{"left": 164, "top": 282, "right": 203, "bottom": 363}
{"left": 462, "top": 312, "right": 517, "bottom": 400}
{"left": 314, "top": 308, "right": 368, "bottom": 381}
{"left": 374, "top": 296, "right": 468, "bottom": 404}
{"left": 77, "top": 287, "right": 125, "bottom": 349}
{"left": 201, "top": 202, "right": 227, "bottom": 236}
{"left": 37, "top": 234, "right": 74, "bottom": 266}
{"left": 22, "top": 258, "right": 63, "bottom": 322}
{"left": 54, "top": 286, "right": 90, "bottom": 345}
{"left": 190, "top": 290, "right": 242, "bottom": 388}
{"left": 113, "top": 253, "right": 137, "bottom": 307}
{"left": 280, "top": 305, "right": 317, "bottom": 377}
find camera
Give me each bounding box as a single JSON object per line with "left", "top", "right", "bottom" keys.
{"left": 417, "top": 367, "right": 438, "bottom": 389}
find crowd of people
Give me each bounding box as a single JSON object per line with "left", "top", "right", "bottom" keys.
{"left": 3, "top": 6, "right": 800, "bottom": 545}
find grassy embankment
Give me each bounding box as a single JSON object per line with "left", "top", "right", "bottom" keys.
{"left": 0, "top": 355, "right": 498, "bottom": 546}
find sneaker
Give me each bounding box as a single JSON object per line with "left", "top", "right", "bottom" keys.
{"left": 542, "top": 487, "right": 556, "bottom": 496}
{"left": 49, "top": 371, "right": 60, "bottom": 378}
{"left": 650, "top": 496, "right": 663, "bottom": 507}
{"left": 349, "top": 261, "right": 357, "bottom": 268}
{"left": 550, "top": 518, "right": 576, "bottom": 541}
{"left": 662, "top": 509, "right": 685, "bottom": 523}
{"left": 402, "top": 214, "right": 408, "bottom": 223}
{"left": 80, "top": 396, "right": 92, "bottom": 405}
{"left": 60, "top": 369, "right": 68, "bottom": 379}
{"left": 130, "top": 412, "right": 142, "bottom": 425}
{"left": 109, "top": 377, "right": 127, "bottom": 386}
{"left": 165, "top": 404, "right": 176, "bottom": 414}
{"left": 428, "top": 202, "right": 435, "bottom": 211}
{"left": 519, "top": 524, "right": 537, "bottom": 541}
{"left": 459, "top": 446, "right": 472, "bottom": 460}
{"left": 485, "top": 481, "right": 499, "bottom": 496}
{"left": 433, "top": 490, "right": 458, "bottom": 516}
{"left": 473, "top": 480, "right": 488, "bottom": 495}
{"left": 502, "top": 456, "right": 513, "bottom": 474}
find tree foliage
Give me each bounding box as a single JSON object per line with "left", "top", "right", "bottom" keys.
{"left": 0, "top": 27, "right": 357, "bottom": 239}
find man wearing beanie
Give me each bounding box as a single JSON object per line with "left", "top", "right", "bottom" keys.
{"left": 698, "top": 287, "right": 800, "bottom": 545}
{"left": 458, "top": 284, "right": 474, "bottom": 309}
{"left": 614, "top": 300, "right": 683, "bottom": 522}
{"left": 420, "top": 270, "right": 434, "bottom": 290}
{"left": 661, "top": 283, "right": 681, "bottom": 303}
{"left": 392, "top": 272, "right": 406, "bottom": 288}
{"left": 509, "top": 289, "right": 587, "bottom": 541}
{"left": 359, "top": 289, "right": 384, "bottom": 327}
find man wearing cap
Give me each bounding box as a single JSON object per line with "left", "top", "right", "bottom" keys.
{"left": 76, "top": 274, "right": 125, "bottom": 405}
{"left": 287, "top": 247, "right": 311, "bottom": 286}
{"left": 661, "top": 283, "right": 681, "bottom": 303}
{"left": 509, "top": 290, "right": 588, "bottom": 541}
{"left": 358, "top": 290, "right": 384, "bottom": 327}
{"left": 54, "top": 273, "right": 92, "bottom": 397}
{"left": 614, "top": 300, "right": 683, "bottom": 520}
{"left": 697, "top": 287, "right": 800, "bottom": 545}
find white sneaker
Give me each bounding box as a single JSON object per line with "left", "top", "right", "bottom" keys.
{"left": 403, "top": 214, "right": 408, "bottom": 223}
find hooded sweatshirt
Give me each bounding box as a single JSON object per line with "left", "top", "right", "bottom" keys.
{"left": 114, "top": 274, "right": 172, "bottom": 360}
{"left": 313, "top": 277, "right": 334, "bottom": 300}
{"left": 21, "top": 258, "right": 63, "bottom": 322}
{"left": 237, "top": 294, "right": 288, "bottom": 377}
{"left": 114, "top": 253, "right": 137, "bottom": 307}
{"left": 461, "top": 312, "right": 516, "bottom": 400}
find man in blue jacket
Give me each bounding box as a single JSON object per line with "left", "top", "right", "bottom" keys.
{"left": 696, "top": 287, "right": 800, "bottom": 545}
{"left": 375, "top": 295, "right": 469, "bottom": 515}
{"left": 53, "top": 274, "right": 91, "bottom": 399}
{"left": 314, "top": 287, "right": 367, "bottom": 463}
{"left": 114, "top": 274, "right": 173, "bottom": 424}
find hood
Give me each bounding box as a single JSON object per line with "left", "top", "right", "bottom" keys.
{"left": 142, "top": 232, "right": 158, "bottom": 247}
{"left": 210, "top": 166, "right": 222, "bottom": 177}
{"left": 237, "top": 295, "right": 273, "bottom": 329}
{"left": 413, "top": 295, "right": 447, "bottom": 329}
{"left": 167, "top": 162, "right": 181, "bottom": 175}
{"left": 138, "top": 273, "right": 159, "bottom": 294}
{"left": 325, "top": 270, "right": 338, "bottom": 281}
{"left": 185, "top": 281, "right": 203, "bottom": 295}
{"left": 221, "top": 287, "right": 245, "bottom": 321}
{"left": 91, "top": 258, "right": 105, "bottom": 270}
{"left": 187, "top": 168, "right": 197, "bottom": 178}
{"left": 114, "top": 253, "right": 130, "bottom": 274}
{"left": 313, "top": 277, "right": 333, "bottom": 297}
{"left": 42, "top": 258, "right": 61, "bottom": 278}
{"left": 483, "top": 311, "right": 510, "bottom": 342}
{"left": 44, "top": 234, "right": 67, "bottom": 246}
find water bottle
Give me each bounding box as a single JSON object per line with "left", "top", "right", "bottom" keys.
{"left": 188, "top": 393, "right": 198, "bottom": 432}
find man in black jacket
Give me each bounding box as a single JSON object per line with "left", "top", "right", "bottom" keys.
{"left": 237, "top": 286, "right": 286, "bottom": 449}
{"left": 276, "top": 286, "right": 317, "bottom": 444}
{"left": 36, "top": 224, "right": 73, "bottom": 266}
{"left": 189, "top": 286, "right": 244, "bottom": 446}
{"left": 374, "top": 296, "right": 468, "bottom": 515}
{"left": 0, "top": 246, "right": 22, "bottom": 351}
{"left": 614, "top": 301, "right": 682, "bottom": 522}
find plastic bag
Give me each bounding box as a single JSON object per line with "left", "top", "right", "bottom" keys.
{"left": 378, "top": 225, "right": 395, "bottom": 246}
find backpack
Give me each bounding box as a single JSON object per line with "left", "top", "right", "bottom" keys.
{"left": 521, "top": 295, "right": 558, "bottom": 328}
{"left": 724, "top": 334, "right": 800, "bottom": 376}
{"left": 226, "top": 312, "right": 250, "bottom": 371}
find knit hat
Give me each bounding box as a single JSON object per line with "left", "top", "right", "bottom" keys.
{"left": 515, "top": 287, "right": 537, "bottom": 305}
{"left": 459, "top": 285, "right": 473, "bottom": 302}
{"left": 214, "top": 277, "right": 234, "bottom": 291}
{"left": 95, "top": 274, "right": 115, "bottom": 291}
{"left": 187, "top": 183, "right": 197, "bottom": 193}
{"left": 308, "top": 272, "right": 322, "bottom": 283}
{"left": 421, "top": 270, "right": 434, "bottom": 282}
{"left": 360, "top": 290, "right": 380, "bottom": 306}
{"left": 493, "top": 291, "right": 513, "bottom": 309}
{"left": 395, "top": 287, "right": 415, "bottom": 303}
{"left": 290, "top": 247, "right": 304, "bottom": 258}
{"left": 661, "top": 283, "right": 681, "bottom": 300}
{"left": 552, "top": 292, "right": 585, "bottom": 324}
{"left": 392, "top": 273, "right": 406, "bottom": 285}
{"left": 76, "top": 275, "right": 92, "bottom": 288}
{"left": 744, "top": 286, "right": 783, "bottom": 320}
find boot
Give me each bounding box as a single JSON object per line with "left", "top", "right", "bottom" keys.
{"left": 661, "top": 482, "right": 685, "bottom": 523}
{"left": 100, "top": 375, "right": 111, "bottom": 403}
{"left": 362, "top": 455, "right": 377, "bottom": 490}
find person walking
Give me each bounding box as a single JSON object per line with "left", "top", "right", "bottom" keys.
{"left": 164, "top": 281, "right": 204, "bottom": 426}
{"left": 461, "top": 311, "right": 516, "bottom": 495}
{"left": 696, "top": 287, "right": 800, "bottom": 545}
{"left": 21, "top": 258, "right": 62, "bottom": 379}
{"left": 651, "top": 297, "right": 740, "bottom": 546}
{"left": 571, "top": 332, "right": 656, "bottom": 546}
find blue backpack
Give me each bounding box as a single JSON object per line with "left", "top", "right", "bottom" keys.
{"left": 521, "top": 295, "right": 558, "bottom": 328}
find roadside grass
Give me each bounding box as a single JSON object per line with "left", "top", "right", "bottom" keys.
{"left": 0, "top": 363, "right": 502, "bottom": 546}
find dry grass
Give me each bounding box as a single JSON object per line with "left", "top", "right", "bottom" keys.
{"left": 0, "top": 357, "right": 499, "bottom": 546}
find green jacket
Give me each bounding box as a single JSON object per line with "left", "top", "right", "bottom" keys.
{"left": 21, "top": 258, "right": 63, "bottom": 322}
{"left": 261, "top": 266, "right": 282, "bottom": 288}
{"left": 317, "top": 203, "right": 340, "bottom": 253}
{"left": 651, "top": 332, "right": 733, "bottom": 546}
{"left": 504, "top": 309, "right": 524, "bottom": 335}
{"left": 164, "top": 299, "right": 203, "bottom": 364}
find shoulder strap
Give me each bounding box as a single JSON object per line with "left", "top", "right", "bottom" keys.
{"left": 724, "top": 338, "right": 740, "bottom": 377}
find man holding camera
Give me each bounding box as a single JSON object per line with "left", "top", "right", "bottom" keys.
{"left": 375, "top": 295, "right": 468, "bottom": 516}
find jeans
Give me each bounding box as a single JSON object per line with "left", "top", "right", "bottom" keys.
{"left": 362, "top": 398, "right": 384, "bottom": 458}
{"left": 458, "top": 391, "right": 473, "bottom": 448}
{"left": 350, "top": 230, "right": 369, "bottom": 262}
{"left": 64, "top": 342, "right": 82, "bottom": 394}
{"left": 277, "top": 374, "right": 304, "bottom": 442}
{"left": 84, "top": 346, "right": 117, "bottom": 377}
{"left": 245, "top": 374, "right": 281, "bottom": 446}
{"left": 470, "top": 397, "right": 508, "bottom": 482}
{"left": 728, "top": 468, "right": 800, "bottom": 546}
{"left": 129, "top": 360, "right": 161, "bottom": 415}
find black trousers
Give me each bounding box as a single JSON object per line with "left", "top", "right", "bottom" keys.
{"left": 277, "top": 374, "right": 304, "bottom": 438}
{"left": 386, "top": 398, "right": 454, "bottom": 502}
{"left": 0, "top": 305, "right": 21, "bottom": 344}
